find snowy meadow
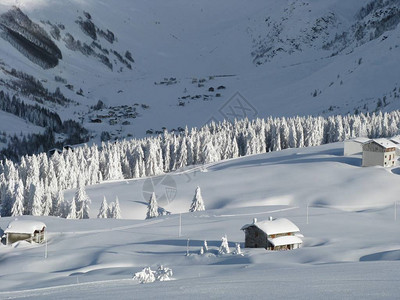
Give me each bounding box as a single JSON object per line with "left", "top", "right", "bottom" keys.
{"left": 1, "top": 142, "right": 400, "bottom": 299}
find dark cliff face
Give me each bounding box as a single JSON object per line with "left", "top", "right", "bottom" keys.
{"left": 0, "top": 7, "right": 62, "bottom": 69}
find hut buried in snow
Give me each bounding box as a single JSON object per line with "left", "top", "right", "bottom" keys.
{"left": 241, "top": 217, "right": 302, "bottom": 251}
{"left": 3, "top": 220, "right": 46, "bottom": 245}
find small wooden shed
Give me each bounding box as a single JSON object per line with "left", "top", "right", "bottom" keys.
{"left": 4, "top": 220, "right": 46, "bottom": 245}
{"left": 241, "top": 217, "right": 302, "bottom": 251}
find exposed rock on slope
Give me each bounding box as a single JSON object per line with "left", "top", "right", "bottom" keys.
{"left": 0, "top": 7, "right": 62, "bottom": 69}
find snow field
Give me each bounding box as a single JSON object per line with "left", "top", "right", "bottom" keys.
{"left": 1, "top": 142, "right": 400, "bottom": 298}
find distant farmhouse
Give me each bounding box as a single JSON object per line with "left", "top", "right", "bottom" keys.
{"left": 241, "top": 217, "right": 303, "bottom": 251}
{"left": 362, "top": 138, "right": 397, "bottom": 167}
{"left": 3, "top": 220, "right": 46, "bottom": 245}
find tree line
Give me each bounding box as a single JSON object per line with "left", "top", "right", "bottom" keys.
{"left": 1, "top": 110, "right": 400, "bottom": 217}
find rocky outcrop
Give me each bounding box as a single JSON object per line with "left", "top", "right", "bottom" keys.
{"left": 0, "top": 7, "right": 62, "bottom": 69}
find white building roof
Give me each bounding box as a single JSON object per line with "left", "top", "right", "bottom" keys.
{"left": 4, "top": 220, "right": 46, "bottom": 234}
{"left": 241, "top": 218, "right": 300, "bottom": 235}
{"left": 345, "top": 137, "right": 371, "bottom": 144}
{"left": 368, "top": 138, "right": 397, "bottom": 149}
{"left": 268, "top": 235, "right": 303, "bottom": 247}
{"left": 390, "top": 136, "right": 400, "bottom": 145}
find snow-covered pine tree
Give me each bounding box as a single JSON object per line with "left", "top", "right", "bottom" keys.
{"left": 75, "top": 176, "right": 91, "bottom": 219}
{"left": 233, "top": 243, "right": 242, "bottom": 255}
{"left": 203, "top": 240, "right": 208, "bottom": 252}
{"left": 11, "top": 180, "right": 24, "bottom": 216}
{"left": 31, "top": 182, "right": 44, "bottom": 216}
{"left": 107, "top": 202, "right": 114, "bottom": 218}
{"left": 42, "top": 192, "right": 53, "bottom": 216}
{"left": 97, "top": 196, "right": 109, "bottom": 218}
{"left": 113, "top": 197, "right": 122, "bottom": 219}
{"left": 155, "top": 265, "right": 173, "bottom": 281}
{"left": 133, "top": 267, "right": 156, "bottom": 284}
{"left": 189, "top": 186, "right": 205, "bottom": 212}
{"left": 218, "top": 235, "right": 230, "bottom": 255}
{"left": 56, "top": 191, "right": 68, "bottom": 218}
{"left": 146, "top": 192, "right": 159, "bottom": 219}
{"left": 52, "top": 190, "right": 64, "bottom": 217}
{"left": 66, "top": 197, "right": 77, "bottom": 219}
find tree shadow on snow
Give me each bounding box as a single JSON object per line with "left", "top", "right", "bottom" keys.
{"left": 210, "top": 151, "right": 360, "bottom": 171}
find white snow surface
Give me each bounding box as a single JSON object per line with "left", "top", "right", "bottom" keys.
{"left": 1, "top": 142, "right": 400, "bottom": 298}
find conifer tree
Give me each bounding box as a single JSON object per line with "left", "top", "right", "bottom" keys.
{"left": 75, "top": 177, "right": 91, "bottom": 219}
{"left": 43, "top": 192, "right": 53, "bottom": 216}
{"left": 66, "top": 197, "right": 77, "bottom": 219}
{"left": 218, "top": 235, "right": 230, "bottom": 255}
{"left": 107, "top": 202, "right": 115, "bottom": 218}
{"left": 31, "top": 182, "right": 44, "bottom": 216}
{"left": 113, "top": 197, "right": 122, "bottom": 219}
{"left": 146, "top": 192, "right": 159, "bottom": 219}
{"left": 11, "top": 180, "right": 24, "bottom": 216}
{"left": 189, "top": 186, "right": 205, "bottom": 212}
{"left": 203, "top": 240, "right": 208, "bottom": 252}
{"left": 233, "top": 243, "right": 242, "bottom": 255}
{"left": 97, "top": 196, "right": 109, "bottom": 218}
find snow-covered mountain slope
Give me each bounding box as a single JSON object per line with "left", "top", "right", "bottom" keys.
{"left": 1, "top": 142, "right": 400, "bottom": 298}
{"left": 1, "top": 0, "right": 400, "bottom": 149}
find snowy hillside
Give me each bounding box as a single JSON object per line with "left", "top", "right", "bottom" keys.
{"left": 1, "top": 0, "right": 400, "bottom": 155}
{"left": 1, "top": 143, "right": 400, "bottom": 298}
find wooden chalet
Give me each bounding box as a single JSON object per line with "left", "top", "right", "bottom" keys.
{"left": 241, "top": 217, "right": 302, "bottom": 251}
{"left": 3, "top": 220, "right": 46, "bottom": 245}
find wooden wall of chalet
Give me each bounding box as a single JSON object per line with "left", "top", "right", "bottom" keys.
{"left": 7, "top": 233, "right": 31, "bottom": 244}
{"left": 244, "top": 226, "right": 271, "bottom": 249}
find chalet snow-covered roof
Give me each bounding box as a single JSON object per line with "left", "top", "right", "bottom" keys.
{"left": 241, "top": 217, "right": 300, "bottom": 235}
{"left": 4, "top": 220, "right": 46, "bottom": 234}
{"left": 365, "top": 138, "right": 397, "bottom": 149}
{"left": 268, "top": 235, "right": 303, "bottom": 247}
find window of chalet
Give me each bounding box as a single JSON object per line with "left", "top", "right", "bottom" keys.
{"left": 255, "top": 231, "right": 259, "bottom": 238}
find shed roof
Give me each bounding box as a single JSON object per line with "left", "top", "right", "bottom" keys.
{"left": 241, "top": 218, "right": 300, "bottom": 235}
{"left": 268, "top": 235, "right": 303, "bottom": 247}
{"left": 4, "top": 220, "right": 46, "bottom": 234}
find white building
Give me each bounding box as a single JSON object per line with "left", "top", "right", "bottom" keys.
{"left": 389, "top": 136, "right": 400, "bottom": 156}
{"left": 343, "top": 137, "right": 371, "bottom": 156}
{"left": 241, "top": 217, "right": 303, "bottom": 251}
{"left": 3, "top": 220, "right": 46, "bottom": 245}
{"left": 362, "top": 139, "right": 397, "bottom": 167}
